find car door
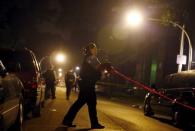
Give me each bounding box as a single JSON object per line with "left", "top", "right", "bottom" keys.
{"left": 150, "top": 88, "right": 172, "bottom": 116}
{"left": 150, "top": 91, "right": 162, "bottom": 114}
{"left": 29, "top": 49, "right": 44, "bottom": 105}
{"left": 156, "top": 89, "right": 173, "bottom": 116}
{"left": 0, "top": 60, "right": 19, "bottom": 129}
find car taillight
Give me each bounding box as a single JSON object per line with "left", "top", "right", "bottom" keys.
{"left": 32, "top": 82, "right": 38, "bottom": 89}
{"left": 31, "top": 76, "right": 38, "bottom": 89}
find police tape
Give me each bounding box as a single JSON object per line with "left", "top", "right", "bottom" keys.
{"left": 112, "top": 68, "right": 195, "bottom": 111}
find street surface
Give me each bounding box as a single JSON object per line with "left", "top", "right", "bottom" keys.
{"left": 23, "top": 87, "right": 182, "bottom": 131}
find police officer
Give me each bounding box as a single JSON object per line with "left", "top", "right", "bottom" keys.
{"left": 43, "top": 65, "right": 56, "bottom": 99}
{"left": 62, "top": 42, "right": 112, "bottom": 129}
{"left": 65, "top": 70, "right": 76, "bottom": 100}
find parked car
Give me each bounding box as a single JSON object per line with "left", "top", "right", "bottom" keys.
{"left": 0, "top": 48, "right": 45, "bottom": 118}
{"left": 144, "top": 70, "right": 195, "bottom": 127}
{"left": 0, "top": 60, "right": 23, "bottom": 131}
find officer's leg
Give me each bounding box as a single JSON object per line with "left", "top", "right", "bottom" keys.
{"left": 62, "top": 93, "right": 86, "bottom": 125}
{"left": 87, "top": 92, "right": 105, "bottom": 129}
{"left": 66, "top": 85, "right": 71, "bottom": 100}
{"left": 51, "top": 85, "right": 56, "bottom": 99}
{"left": 45, "top": 86, "right": 50, "bottom": 99}
{"left": 87, "top": 91, "right": 99, "bottom": 126}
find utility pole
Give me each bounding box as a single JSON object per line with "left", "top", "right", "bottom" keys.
{"left": 177, "top": 25, "right": 185, "bottom": 72}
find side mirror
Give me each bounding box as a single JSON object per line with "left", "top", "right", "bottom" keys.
{"left": 0, "top": 60, "right": 7, "bottom": 76}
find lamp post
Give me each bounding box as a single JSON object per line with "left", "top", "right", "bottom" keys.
{"left": 125, "top": 9, "right": 193, "bottom": 71}
{"left": 148, "top": 18, "right": 192, "bottom": 71}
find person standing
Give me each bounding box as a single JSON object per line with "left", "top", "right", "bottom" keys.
{"left": 62, "top": 42, "right": 112, "bottom": 129}
{"left": 74, "top": 74, "right": 80, "bottom": 92}
{"left": 43, "top": 65, "right": 56, "bottom": 99}
{"left": 65, "top": 70, "right": 76, "bottom": 100}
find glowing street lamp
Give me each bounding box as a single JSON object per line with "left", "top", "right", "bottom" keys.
{"left": 55, "top": 53, "right": 66, "bottom": 64}
{"left": 125, "top": 9, "right": 143, "bottom": 27}
{"left": 58, "top": 68, "right": 62, "bottom": 72}
{"left": 75, "top": 66, "right": 80, "bottom": 71}
{"left": 59, "top": 72, "right": 62, "bottom": 77}
{"left": 125, "top": 9, "right": 193, "bottom": 71}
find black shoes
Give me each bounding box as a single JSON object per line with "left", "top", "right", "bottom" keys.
{"left": 91, "top": 124, "right": 105, "bottom": 129}
{"left": 62, "top": 122, "right": 76, "bottom": 127}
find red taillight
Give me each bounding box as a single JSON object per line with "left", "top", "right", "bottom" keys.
{"left": 32, "top": 82, "right": 38, "bottom": 88}
{"left": 31, "top": 76, "right": 38, "bottom": 88}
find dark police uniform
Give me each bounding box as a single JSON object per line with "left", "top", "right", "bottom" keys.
{"left": 43, "top": 69, "right": 56, "bottom": 99}
{"left": 65, "top": 71, "right": 76, "bottom": 100}
{"left": 62, "top": 55, "right": 102, "bottom": 127}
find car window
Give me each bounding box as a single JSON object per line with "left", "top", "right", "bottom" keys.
{"left": 0, "top": 50, "right": 35, "bottom": 72}
{"left": 15, "top": 51, "right": 35, "bottom": 72}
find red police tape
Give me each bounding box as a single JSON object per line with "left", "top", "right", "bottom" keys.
{"left": 112, "top": 68, "right": 195, "bottom": 111}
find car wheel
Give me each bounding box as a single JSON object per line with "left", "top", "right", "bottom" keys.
{"left": 144, "top": 102, "right": 154, "bottom": 116}
{"left": 172, "top": 110, "right": 182, "bottom": 126}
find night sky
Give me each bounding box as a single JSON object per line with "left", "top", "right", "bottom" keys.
{"left": 0, "top": 0, "right": 195, "bottom": 69}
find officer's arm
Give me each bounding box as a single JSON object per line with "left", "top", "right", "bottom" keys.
{"left": 86, "top": 56, "right": 101, "bottom": 71}
{"left": 87, "top": 56, "right": 112, "bottom": 72}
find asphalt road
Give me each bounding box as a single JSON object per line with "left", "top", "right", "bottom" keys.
{"left": 23, "top": 87, "right": 182, "bottom": 131}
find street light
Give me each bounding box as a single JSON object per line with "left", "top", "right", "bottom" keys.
{"left": 125, "top": 9, "right": 143, "bottom": 27}
{"left": 125, "top": 9, "right": 193, "bottom": 70}
{"left": 149, "top": 18, "right": 192, "bottom": 71}
{"left": 55, "top": 53, "right": 66, "bottom": 64}
{"left": 75, "top": 66, "right": 80, "bottom": 71}
{"left": 58, "top": 68, "right": 62, "bottom": 72}
{"left": 58, "top": 72, "right": 62, "bottom": 77}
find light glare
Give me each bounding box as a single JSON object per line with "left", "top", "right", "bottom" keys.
{"left": 75, "top": 66, "right": 80, "bottom": 71}
{"left": 126, "top": 9, "right": 143, "bottom": 27}
{"left": 56, "top": 53, "right": 65, "bottom": 63}
{"left": 59, "top": 72, "right": 62, "bottom": 77}
{"left": 58, "top": 68, "right": 62, "bottom": 72}
{"left": 104, "top": 70, "right": 108, "bottom": 74}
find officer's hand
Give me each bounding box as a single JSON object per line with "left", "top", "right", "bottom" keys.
{"left": 102, "top": 62, "right": 114, "bottom": 73}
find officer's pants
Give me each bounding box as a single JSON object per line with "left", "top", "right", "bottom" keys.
{"left": 66, "top": 84, "right": 72, "bottom": 100}
{"left": 63, "top": 90, "right": 99, "bottom": 126}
